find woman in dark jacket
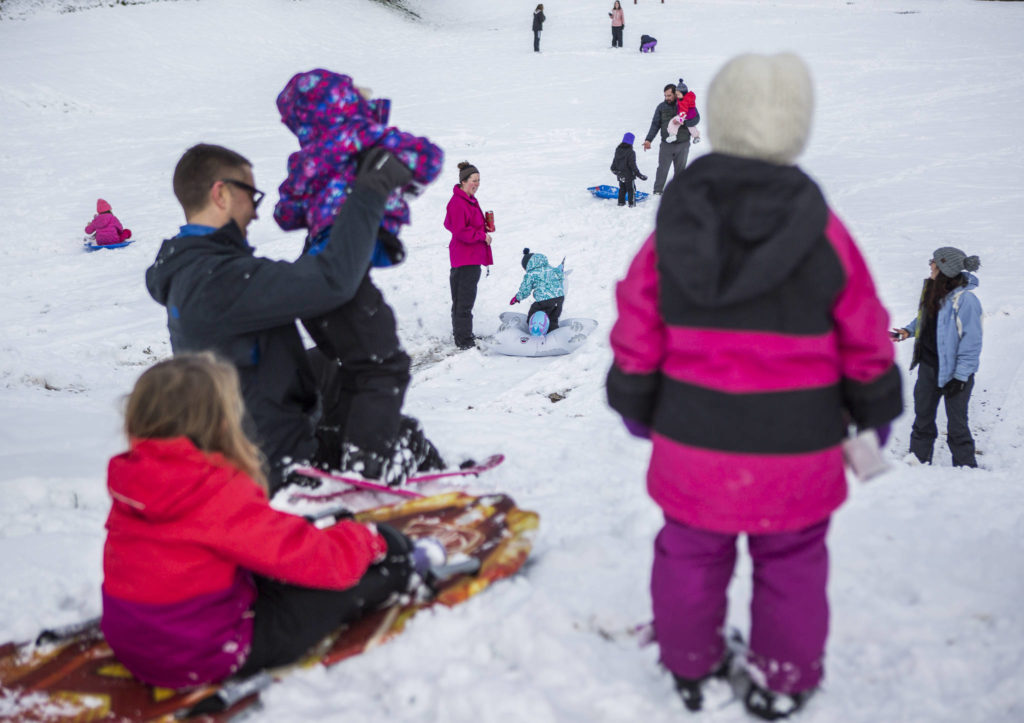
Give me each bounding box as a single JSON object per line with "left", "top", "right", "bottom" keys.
{"left": 533, "top": 4, "right": 545, "bottom": 52}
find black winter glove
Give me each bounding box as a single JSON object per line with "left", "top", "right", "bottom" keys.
{"left": 354, "top": 147, "right": 413, "bottom": 197}
{"left": 376, "top": 228, "right": 406, "bottom": 265}
{"left": 942, "top": 378, "right": 968, "bottom": 396}
{"left": 617, "top": 174, "right": 627, "bottom": 184}
{"left": 374, "top": 522, "right": 414, "bottom": 592}
{"left": 637, "top": 174, "right": 648, "bottom": 181}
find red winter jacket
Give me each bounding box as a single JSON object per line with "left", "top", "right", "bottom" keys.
{"left": 85, "top": 211, "right": 131, "bottom": 245}
{"left": 608, "top": 154, "right": 902, "bottom": 534}
{"left": 101, "top": 437, "right": 386, "bottom": 687}
{"left": 444, "top": 185, "right": 493, "bottom": 268}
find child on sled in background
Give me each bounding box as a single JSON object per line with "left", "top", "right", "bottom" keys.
{"left": 511, "top": 247, "right": 565, "bottom": 332}
{"left": 101, "top": 353, "right": 430, "bottom": 689}
{"left": 611, "top": 133, "right": 648, "bottom": 207}
{"left": 665, "top": 79, "right": 701, "bottom": 144}
{"left": 85, "top": 198, "right": 132, "bottom": 245}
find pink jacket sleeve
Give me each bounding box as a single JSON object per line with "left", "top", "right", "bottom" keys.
{"left": 610, "top": 233, "right": 666, "bottom": 373}
{"left": 606, "top": 233, "right": 666, "bottom": 425}
{"left": 85, "top": 216, "right": 98, "bottom": 234}
{"left": 826, "top": 212, "right": 903, "bottom": 427}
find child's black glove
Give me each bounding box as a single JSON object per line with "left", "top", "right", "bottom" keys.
{"left": 637, "top": 174, "right": 648, "bottom": 181}
{"left": 374, "top": 522, "right": 414, "bottom": 591}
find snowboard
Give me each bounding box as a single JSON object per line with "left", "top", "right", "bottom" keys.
{"left": 586, "top": 184, "right": 650, "bottom": 203}
{"left": 286, "top": 454, "right": 506, "bottom": 503}
{"left": 83, "top": 239, "right": 135, "bottom": 252}
{"left": 0, "top": 491, "right": 538, "bottom": 722}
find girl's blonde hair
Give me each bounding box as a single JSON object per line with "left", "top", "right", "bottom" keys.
{"left": 124, "top": 352, "right": 268, "bottom": 492}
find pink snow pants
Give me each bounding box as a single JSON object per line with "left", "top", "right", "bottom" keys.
{"left": 651, "top": 515, "right": 830, "bottom": 694}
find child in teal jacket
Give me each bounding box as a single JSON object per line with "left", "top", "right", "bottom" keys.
{"left": 510, "top": 248, "right": 565, "bottom": 330}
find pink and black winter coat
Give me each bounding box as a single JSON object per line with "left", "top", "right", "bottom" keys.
{"left": 274, "top": 70, "right": 444, "bottom": 244}
{"left": 608, "top": 154, "right": 902, "bottom": 534}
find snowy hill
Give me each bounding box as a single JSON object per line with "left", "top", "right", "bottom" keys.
{"left": 1, "top": 0, "right": 1023, "bottom": 720}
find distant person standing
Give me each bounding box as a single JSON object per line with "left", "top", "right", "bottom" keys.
{"left": 444, "top": 161, "right": 494, "bottom": 350}
{"left": 892, "top": 247, "right": 982, "bottom": 468}
{"left": 533, "top": 4, "right": 545, "bottom": 52}
{"left": 609, "top": 1, "right": 624, "bottom": 48}
{"left": 643, "top": 82, "right": 691, "bottom": 195}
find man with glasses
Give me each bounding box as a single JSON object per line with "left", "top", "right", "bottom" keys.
{"left": 147, "top": 143, "right": 420, "bottom": 494}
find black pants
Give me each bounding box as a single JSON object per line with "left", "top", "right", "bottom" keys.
{"left": 301, "top": 273, "right": 410, "bottom": 461}
{"left": 617, "top": 179, "right": 636, "bottom": 206}
{"left": 237, "top": 565, "right": 405, "bottom": 676}
{"left": 611, "top": 25, "right": 623, "bottom": 47}
{"left": 910, "top": 362, "right": 977, "bottom": 467}
{"left": 450, "top": 265, "right": 482, "bottom": 347}
{"left": 527, "top": 296, "right": 564, "bottom": 331}
{"left": 534, "top": 30, "right": 541, "bottom": 51}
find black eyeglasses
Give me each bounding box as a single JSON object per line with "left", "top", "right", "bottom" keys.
{"left": 219, "top": 178, "right": 265, "bottom": 211}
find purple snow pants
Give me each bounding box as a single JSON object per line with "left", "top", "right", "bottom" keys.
{"left": 651, "top": 515, "right": 830, "bottom": 694}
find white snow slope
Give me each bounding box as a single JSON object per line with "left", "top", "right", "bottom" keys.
{"left": 2, "top": 0, "right": 1024, "bottom": 720}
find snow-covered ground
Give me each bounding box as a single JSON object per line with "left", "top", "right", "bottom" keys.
{"left": 2, "top": 0, "right": 1024, "bottom": 719}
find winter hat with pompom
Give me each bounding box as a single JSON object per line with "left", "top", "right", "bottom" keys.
{"left": 96, "top": 198, "right": 112, "bottom": 214}
{"left": 931, "top": 247, "right": 981, "bottom": 278}
{"left": 706, "top": 52, "right": 814, "bottom": 165}
{"left": 521, "top": 247, "right": 534, "bottom": 270}
{"left": 676, "top": 78, "right": 688, "bottom": 95}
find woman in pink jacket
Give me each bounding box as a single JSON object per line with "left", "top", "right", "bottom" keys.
{"left": 85, "top": 198, "right": 132, "bottom": 245}
{"left": 607, "top": 53, "right": 902, "bottom": 719}
{"left": 443, "top": 161, "right": 493, "bottom": 350}
{"left": 609, "top": 1, "right": 624, "bottom": 48}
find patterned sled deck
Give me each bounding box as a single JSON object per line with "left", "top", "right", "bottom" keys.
{"left": 0, "top": 492, "right": 538, "bottom": 722}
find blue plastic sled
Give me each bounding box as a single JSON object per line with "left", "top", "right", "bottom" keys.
{"left": 587, "top": 185, "right": 650, "bottom": 203}
{"left": 83, "top": 240, "right": 135, "bottom": 252}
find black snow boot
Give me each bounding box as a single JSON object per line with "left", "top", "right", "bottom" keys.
{"left": 672, "top": 650, "right": 735, "bottom": 712}
{"left": 744, "top": 683, "right": 815, "bottom": 721}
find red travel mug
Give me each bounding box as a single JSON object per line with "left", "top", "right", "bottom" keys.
{"left": 485, "top": 210, "right": 495, "bottom": 232}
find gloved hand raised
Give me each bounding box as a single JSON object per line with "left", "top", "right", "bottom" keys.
{"left": 510, "top": 295, "right": 520, "bottom": 305}
{"left": 354, "top": 147, "right": 413, "bottom": 197}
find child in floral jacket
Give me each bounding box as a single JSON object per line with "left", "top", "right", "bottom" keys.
{"left": 511, "top": 248, "right": 565, "bottom": 331}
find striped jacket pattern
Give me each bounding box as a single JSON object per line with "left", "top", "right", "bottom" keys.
{"left": 607, "top": 153, "right": 902, "bottom": 533}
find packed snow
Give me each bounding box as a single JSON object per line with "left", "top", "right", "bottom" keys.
{"left": 1, "top": 0, "right": 1023, "bottom": 720}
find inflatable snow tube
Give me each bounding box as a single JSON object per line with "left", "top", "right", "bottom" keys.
{"left": 485, "top": 312, "right": 598, "bottom": 357}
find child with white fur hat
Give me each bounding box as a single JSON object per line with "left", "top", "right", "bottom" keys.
{"left": 607, "top": 52, "right": 903, "bottom": 719}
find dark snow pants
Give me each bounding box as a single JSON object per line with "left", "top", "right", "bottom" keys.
{"left": 909, "top": 362, "right": 977, "bottom": 467}
{"left": 653, "top": 139, "right": 690, "bottom": 194}
{"left": 652, "top": 515, "right": 829, "bottom": 695}
{"left": 617, "top": 179, "right": 636, "bottom": 206}
{"left": 450, "top": 265, "right": 482, "bottom": 347}
{"left": 611, "top": 25, "right": 623, "bottom": 47}
{"left": 302, "top": 273, "right": 410, "bottom": 464}
{"left": 528, "top": 296, "right": 564, "bottom": 332}
{"left": 238, "top": 562, "right": 408, "bottom": 676}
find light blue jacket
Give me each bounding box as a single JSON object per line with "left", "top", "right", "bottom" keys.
{"left": 516, "top": 253, "right": 565, "bottom": 302}
{"left": 903, "top": 273, "right": 982, "bottom": 388}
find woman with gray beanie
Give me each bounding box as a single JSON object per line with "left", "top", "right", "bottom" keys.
{"left": 892, "top": 247, "right": 982, "bottom": 468}
{"left": 607, "top": 52, "right": 903, "bottom": 719}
